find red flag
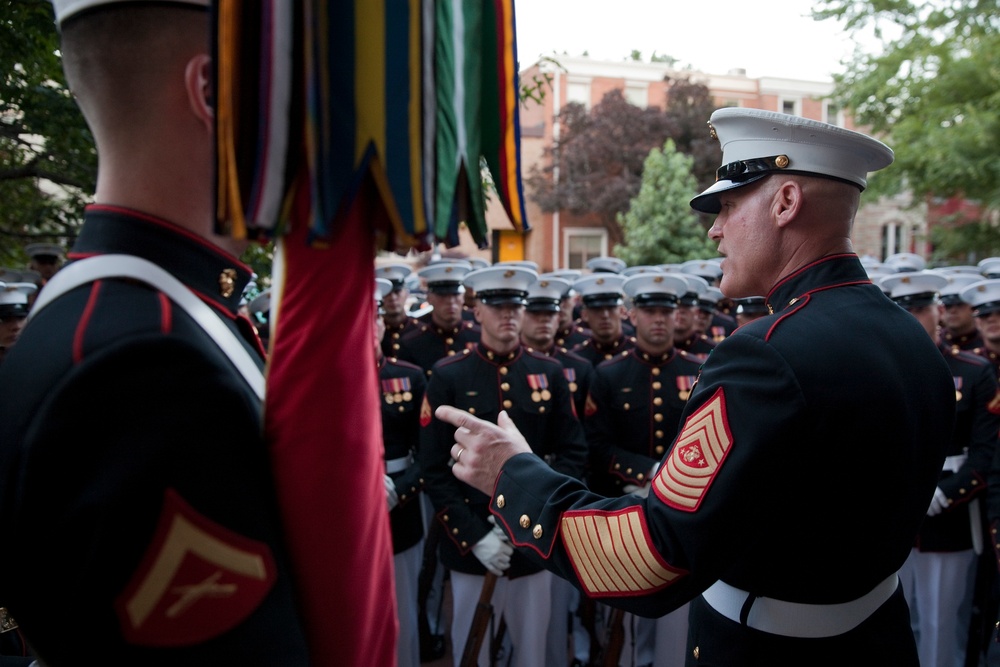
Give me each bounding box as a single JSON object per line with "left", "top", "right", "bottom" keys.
{"left": 265, "top": 174, "right": 396, "bottom": 666}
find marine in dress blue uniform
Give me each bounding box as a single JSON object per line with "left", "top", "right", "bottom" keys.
{"left": 419, "top": 266, "right": 588, "bottom": 667}
{"left": 671, "top": 273, "right": 717, "bottom": 361}
{"left": 441, "top": 108, "right": 956, "bottom": 667}
{"left": 0, "top": 207, "right": 309, "bottom": 665}
{"left": 570, "top": 274, "right": 635, "bottom": 366}
{"left": 964, "top": 280, "right": 1000, "bottom": 381}
{"left": 0, "top": 3, "right": 310, "bottom": 663}
{"left": 0, "top": 283, "right": 36, "bottom": 366}
{"left": 397, "top": 262, "right": 480, "bottom": 378}
{"left": 883, "top": 272, "right": 1000, "bottom": 667}
{"left": 520, "top": 276, "right": 597, "bottom": 667}
{"left": 695, "top": 286, "right": 736, "bottom": 343}
{"left": 937, "top": 271, "right": 986, "bottom": 353}
{"left": 585, "top": 272, "right": 702, "bottom": 667}
{"left": 375, "top": 278, "right": 428, "bottom": 667}
{"left": 521, "top": 276, "right": 594, "bottom": 421}
{"left": 376, "top": 263, "right": 421, "bottom": 358}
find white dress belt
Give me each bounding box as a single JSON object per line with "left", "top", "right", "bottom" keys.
{"left": 701, "top": 573, "right": 899, "bottom": 638}
{"left": 29, "top": 254, "right": 265, "bottom": 401}
{"left": 385, "top": 452, "right": 414, "bottom": 475}
{"left": 942, "top": 453, "right": 967, "bottom": 473}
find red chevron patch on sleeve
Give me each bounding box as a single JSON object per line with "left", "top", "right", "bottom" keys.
{"left": 420, "top": 395, "right": 432, "bottom": 427}
{"left": 114, "top": 489, "right": 276, "bottom": 647}
{"left": 652, "top": 387, "right": 733, "bottom": 512}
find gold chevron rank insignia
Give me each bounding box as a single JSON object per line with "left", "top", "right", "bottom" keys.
{"left": 114, "top": 489, "right": 276, "bottom": 646}
{"left": 560, "top": 506, "right": 687, "bottom": 597}
{"left": 652, "top": 387, "right": 733, "bottom": 511}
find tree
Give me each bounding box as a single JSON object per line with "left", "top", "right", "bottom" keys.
{"left": 815, "top": 1, "right": 1000, "bottom": 209}
{"left": 1, "top": 0, "right": 96, "bottom": 267}
{"left": 525, "top": 77, "right": 719, "bottom": 246}
{"left": 613, "top": 139, "right": 715, "bottom": 266}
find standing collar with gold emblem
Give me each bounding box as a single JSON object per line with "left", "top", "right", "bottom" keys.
{"left": 766, "top": 253, "right": 869, "bottom": 315}
{"left": 68, "top": 205, "right": 254, "bottom": 317}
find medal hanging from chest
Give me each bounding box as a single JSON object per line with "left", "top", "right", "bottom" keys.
{"left": 527, "top": 373, "right": 551, "bottom": 402}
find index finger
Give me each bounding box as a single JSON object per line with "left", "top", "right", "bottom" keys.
{"left": 435, "top": 405, "right": 488, "bottom": 432}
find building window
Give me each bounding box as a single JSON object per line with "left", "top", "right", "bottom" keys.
{"left": 824, "top": 100, "right": 843, "bottom": 126}
{"left": 565, "top": 229, "right": 608, "bottom": 269}
{"left": 625, "top": 83, "right": 647, "bottom": 108}
{"left": 567, "top": 79, "right": 591, "bottom": 109}
{"left": 881, "top": 222, "right": 901, "bottom": 259}
{"left": 780, "top": 98, "right": 800, "bottom": 116}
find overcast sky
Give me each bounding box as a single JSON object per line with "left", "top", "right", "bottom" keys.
{"left": 514, "top": 0, "right": 882, "bottom": 81}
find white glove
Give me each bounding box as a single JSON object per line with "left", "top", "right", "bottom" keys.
{"left": 623, "top": 484, "right": 650, "bottom": 498}
{"left": 385, "top": 474, "right": 399, "bottom": 512}
{"left": 927, "top": 487, "right": 948, "bottom": 516}
{"left": 471, "top": 529, "right": 513, "bottom": 576}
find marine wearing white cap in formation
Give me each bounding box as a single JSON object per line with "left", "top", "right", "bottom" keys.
{"left": 680, "top": 259, "right": 724, "bottom": 285}
{"left": 587, "top": 271, "right": 700, "bottom": 667}
{"left": 585, "top": 256, "right": 626, "bottom": 274}
{"left": 419, "top": 262, "right": 587, "bottom": 667}
{"left": 671, "top": 273, "right": 715, "bottom": 359}
{"left": 462, "top": 266, "right": 536, "bottom": 306}
{"left": 373, "top": 273, "right": 428, "bottom": 667}
{"left": 621, "top": 265, "right": 664, "bottom": 278}
{"left": 690, "top": 107, "right": 894, "bottom": 214}
{"left": 978, "top": 257, "right": 1000, "bottom": 279}
{"left": 569, "top": 274, "right": 634, "bottom": 365}
{"left": 934, "top": 272, "right": 985, "bottom": 351}
{"left": 884, "top": 252, "right": 927, "bottom": 274}
{"left": 376, "top": 263, "right": 422, "bottom": 356}
{"left": 880, "top": 271, "right": 948, "bottom": 309}
{"left": 525, "top": 276, "right": 572, "bottom": 313}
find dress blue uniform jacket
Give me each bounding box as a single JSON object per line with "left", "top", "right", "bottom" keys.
{"left": 585, "top": 346, "right": 703, "bottom": 498}
{"left": 0, "top": 206, "right": 309, "bottom": 665}
{"left": 379, "top": 355, "right": 428, "bottom": 554}
{"left": 419, "top": 343, "right": 588, "bottom": 578}
{"left": 396, "top": 320, "right": 480, "bottom": 378}
{"left": 486, "top": 254, "right": 955, "bottom": 665}
{"left": 571, "top": 334, "right": 635, "bottom": 367}
{"left": 915, "top": 343, "right": 999, "bottom": 552}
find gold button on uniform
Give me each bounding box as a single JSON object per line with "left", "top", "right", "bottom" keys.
{"left": 653, "top": 397, "right": 663, "bottom": 406}
{"left": 496, "top": 495, "right": 505, "bottom": 508}
{"left": 655, "top": 445, "right": 664, "bottom": 455}
{"left": 520, "top": 514, "right": 531, "bottom": 528}
{"left": 503, "top": 399, "right": 513, "bottom": 409}
{"left": 501, "top": 382, "right": 510, "bottom": 391}
{"left": 652, "top": 381, "right": 662, "bottom": 390}
{"left": 532, "top": 525, "right": 543, "bottom": 539}
{"left": 500, "top": 366, "right": 509, "bottom": 375}
{"left": 651, "top": 368, "right": 661, "bottom": 376}
{"left": 445, "top": 337, "right": 454, "bottom": 345}
{"left": 693, "top": 646, "right": 700, "bottom": 659}
{"left": 654, "top": 413, "right": 664, "bottom": 422}
{"left": 469, "top": 407, "right": 476, "bottom": 415}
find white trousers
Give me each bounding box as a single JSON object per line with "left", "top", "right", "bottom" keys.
{"left": 394, "top": 541, "right": 423, "bottom": 667}
{"left": 450, "top": 569, "right": 552, "bottom": 667}
{"left": 900, "top": 547, "right": 977, "bottom": 667}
